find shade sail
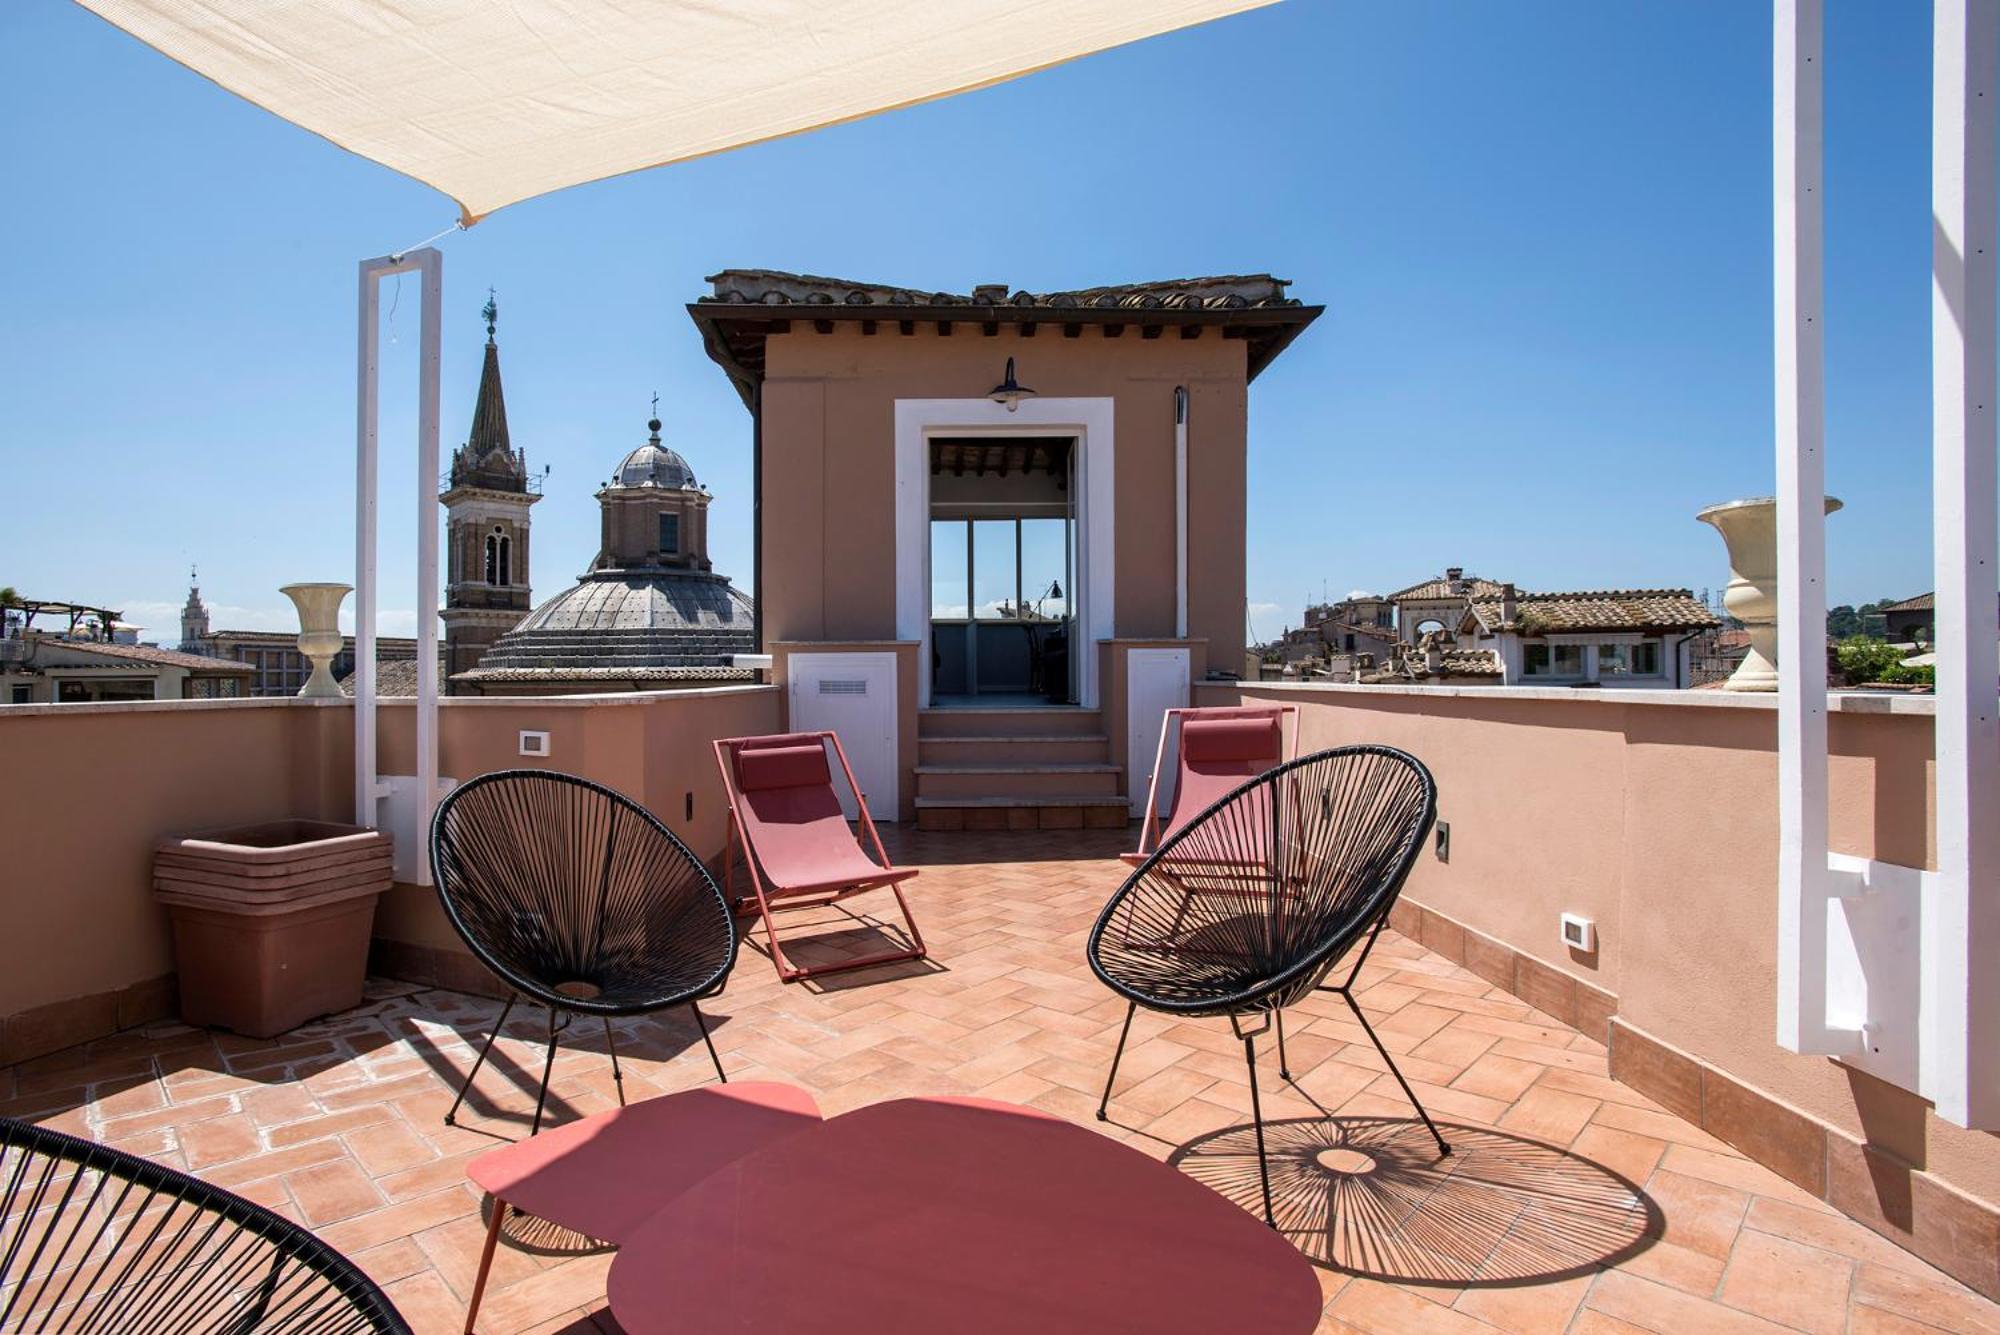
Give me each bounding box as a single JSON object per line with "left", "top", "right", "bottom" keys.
{"left": 77, "top": 0, "right": 1278, "bottom": 224}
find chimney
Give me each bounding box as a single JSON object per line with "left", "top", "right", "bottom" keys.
{"left": 1501, "top": 583, "right": 1518, "bottom": 623}
{"left": 1446, "top": 566, "right": 1465, "bottom": 594}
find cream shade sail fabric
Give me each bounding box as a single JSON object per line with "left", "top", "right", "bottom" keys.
{"left": 78, "top": 0, "right": 1277, "bottom": 223}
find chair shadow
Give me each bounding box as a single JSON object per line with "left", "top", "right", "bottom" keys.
{"left": 1168, "top": 1117, "right": 1661, "bottom": 1287}
{"left": 739, "top": 903, "right": 948, "bottom": 990}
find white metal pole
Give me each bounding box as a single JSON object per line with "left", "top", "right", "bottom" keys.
{"left": 354, "top": 262, "right": 381, "bottom": 827}
{"left": 1174, "top": 387, "right": 1189, "bottom": 640}
{"left": 1928, "top": 0, "right": 1998, "bottom": 1129}
{"left": 1773, "top": 0, "right": 1833, "bottom": 1055}
{"left": 413, "top": 250, "right": 443, "bottom": 887}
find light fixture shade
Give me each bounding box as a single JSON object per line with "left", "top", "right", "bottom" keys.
{"left": 989, "top": 357, "right": 1036, "bottom": 412}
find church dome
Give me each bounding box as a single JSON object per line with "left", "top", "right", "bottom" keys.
{"left": 615, "top": 420, "right": 699, "bottom": 489}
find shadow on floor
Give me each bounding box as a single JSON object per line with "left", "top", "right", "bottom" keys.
{"left": 1169, "top": 1117, "right": 1661, "bottom": 1287}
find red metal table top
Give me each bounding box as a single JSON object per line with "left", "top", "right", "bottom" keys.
{"left": 467, "top": 1081, "right": 822, "bottom": 1246}
{"left": 607, "top": 1096, "right": 1321, "bottom": 1334}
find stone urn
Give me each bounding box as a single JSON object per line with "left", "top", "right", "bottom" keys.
{"left": 280, "top": 582, "right": 352, "bottom": 698}
{"left": 1696, "top": 496, "right": 1842, "bottom": 692}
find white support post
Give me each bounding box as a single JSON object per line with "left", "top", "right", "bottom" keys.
{"left": 354, "top": 248, "right": 444, "bottom": 886}
{"left": 1928, "top": 0, "right": 1999, "bottom": 1129}
{"left": 354, "top": 263, "right": 381, "bottom": 827}
{"left": 1773, "top": 0, "right": 1837, "bottom": 1056}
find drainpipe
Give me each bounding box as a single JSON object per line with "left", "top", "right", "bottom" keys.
{"left": 1174, "top": 386, "right": 1188, "bottom": 639}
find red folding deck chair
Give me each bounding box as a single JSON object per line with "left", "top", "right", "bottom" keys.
{"left": 1123, "top": 705, "right": 1298, "bottom": 868}
{"left": 714, "top": 731, "right": 926, "bottom": 982}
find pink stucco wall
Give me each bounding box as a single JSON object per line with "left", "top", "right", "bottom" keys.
{"left": 1196, "top": 681, "right": 1994, "bottom": 1211}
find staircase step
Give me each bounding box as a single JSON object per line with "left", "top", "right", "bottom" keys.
{"left": 914, "top": 763, "right": 1122, "bottom": 801}
{"left": 913, "top": 794, "right": 1132, "bottom": 833}
{"left": 918, "top": 734, "right": 1110, "bottom": 766}
{"left": 919, "top": 707, "right": 1104, "bottom": 738}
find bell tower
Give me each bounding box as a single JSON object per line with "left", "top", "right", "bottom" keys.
{"left": 439, "top": 293, "right": 541, "bottom": 690}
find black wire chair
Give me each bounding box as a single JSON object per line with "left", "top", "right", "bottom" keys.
{"left": 0, "top": 1115, "right": 409, "bottom": 1333}
{"left": 1087, "top": 744, "right": 1447, "bottom": 1226}
{"left": 430, "top": 769, "right": 739, "bottom": 1135}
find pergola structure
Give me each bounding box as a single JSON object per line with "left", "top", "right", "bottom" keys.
{"left": 73, "top": 0, "right": 1999, "bottom": 1129}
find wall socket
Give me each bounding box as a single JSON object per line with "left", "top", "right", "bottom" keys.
{"left": 1434, "top": 821, "right": 1450, "bottom": 862}
{"left": 519, "top": 730, "right": 551, "bottom": 757}
{"left": 1560, "top": 912, "right": 1597, "bottom": 954}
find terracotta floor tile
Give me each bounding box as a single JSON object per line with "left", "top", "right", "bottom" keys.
{"left": 1852, "top": 1262, "right": 2000, "bottom": 1335}
{"left": 1642, "top": 1169, "right": 1751, "bottom": 1261}
{"left": 1586, "top": 1270, "right": 1795, "bottom": 1334}
{"left": 1716, "top": 1228, "right": 1853, "bottom": 1334}
{"left": 286, "top": 1156, "right": 388, "bottom": 1226}
{"left": 10, "top": 827, "right": 1996, "bottom": 1335}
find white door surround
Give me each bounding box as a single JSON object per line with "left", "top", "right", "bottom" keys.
{"left": 895, "top": 397, "right": 1115, "bottom": 709}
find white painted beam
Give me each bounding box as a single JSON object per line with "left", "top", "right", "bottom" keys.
{"left": 1773, "top": 0, "right": 1837, "bottom": 1056}
{"left": 1928, "top": 0, "right": 1999, "bottom": 1129}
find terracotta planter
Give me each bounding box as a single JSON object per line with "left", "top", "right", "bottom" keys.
{"left": 153, "top": 821, "right": 392, "bottom": 1038}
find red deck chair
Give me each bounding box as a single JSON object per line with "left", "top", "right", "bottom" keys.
{"left": 1123, "top": 705, "right": 1299, "bottom": 868}
{"left": 714, "top": 731, "right": 926, "bottom": 982}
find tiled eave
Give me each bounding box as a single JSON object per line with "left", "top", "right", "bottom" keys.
{"left": 688, "top": 300, "right": 1324, "bottom": 409}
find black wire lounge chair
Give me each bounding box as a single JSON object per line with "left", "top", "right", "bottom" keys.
{"left": 0, "top": 1115, "right": 409, "bottom": 1333}
{"left": 430, "top": 769, "right": 739, "bottom": 1134}
{"left": 1087, "top": 744, "right": 1448, "bottom": 1226}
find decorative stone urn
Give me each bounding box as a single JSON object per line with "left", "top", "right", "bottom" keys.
{"left": 279, "top": 582, "right": 352, "bottom": 698}
{"left": 1696, "top": 496, "right": 1842, "bottom": 692}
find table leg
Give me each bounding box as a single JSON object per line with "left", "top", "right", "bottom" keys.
{"left": 464, "top": 1199, "right": 508, "bottom": 1335}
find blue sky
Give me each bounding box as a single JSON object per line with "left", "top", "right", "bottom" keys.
{"left": 0, "top": 1, "right": 1965, "bottom": 644}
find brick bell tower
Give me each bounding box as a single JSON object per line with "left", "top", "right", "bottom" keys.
{"left": 440, "top": 293, "right": 541, "bottom": 691}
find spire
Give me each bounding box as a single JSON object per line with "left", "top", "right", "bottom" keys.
{"left": 465, "top": 290, "right": 512, "bottom": 462}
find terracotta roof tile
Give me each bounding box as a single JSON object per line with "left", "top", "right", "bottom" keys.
{"left": 39, "top": 639, "right": 256, "bottom": 673}
{"left": 1467, "top": 589, "right": 1718, "bottom": 634}
{"left": 701, "top": 270, "right": 1303, "bottom": 311}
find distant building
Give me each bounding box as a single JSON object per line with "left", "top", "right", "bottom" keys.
{"left": 1458, "top": 587, "right": 1718, "bottom": 688}
{"left": 439, "top": 296, "right": 542, "bottom": 691}
{"left": 177, "top": 571, "right": 416, "bottom": 697}
{"left": 1878, "top": 592, "right": 2000, "bottom": 646}
{"left": 2, "top": 598, "right": 254, "bottom": 703}
{"left": 450, "top": 416, "right": 755, "bottom": 695}
{"left": 1390, "top": 567, "right": 1510, "bottom": 644}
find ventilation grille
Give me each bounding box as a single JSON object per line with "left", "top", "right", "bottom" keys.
{"left": 818, "top": 679, "right": 868, "bottom": 696}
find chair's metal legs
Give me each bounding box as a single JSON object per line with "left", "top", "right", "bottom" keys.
{"left": 1340, "top": 989, "right": 1450, "bottom": 1156}
{"left": 602, "top": 1017, "right": 626, "bottom": 1108}
{"left": 1242, "top": 1030, "right": 1275, "bottom": 1228}
{"left": 463, "top": 1200, "right": 507, "bottom": 1334}
{"left": 445, "top": 993, "right": 518, "bottom": 1128}
{"left": 530, "top": 1007, "right": 561, "bottom": 1136}
{"left": 1275, "top": 1008, "right": 1291, "bottom": 1081}
{"left": 1096, "top": 1001, "right": 1138, "bottom": 1121}
{"left": 689, "top": 1002, "right": 727, "bottom": 1084}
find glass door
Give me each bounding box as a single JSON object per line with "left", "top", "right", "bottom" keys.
{"left": 928, "top": 513, "right": 1074, "bottom": 702}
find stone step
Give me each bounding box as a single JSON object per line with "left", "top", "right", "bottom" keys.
{"left": 913, "top": 795, "right": 1132, "bottom": 833}
{"left": 913, "top": 763, "right": 1123, "bottom": 801}
{"left": 918, "top": 707, "right": 1104, "bottom": 738}
{"left": 917, "top": 734, "right": 1111, "bottom": 766}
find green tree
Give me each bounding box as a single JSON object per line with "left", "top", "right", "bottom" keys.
{"left": 1827, "top": 604, "right": 1861, "bottom": 638}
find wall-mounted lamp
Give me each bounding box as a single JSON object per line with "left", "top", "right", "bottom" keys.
{"left": 988, "top": 357, "right": 1036, "bottom": 412}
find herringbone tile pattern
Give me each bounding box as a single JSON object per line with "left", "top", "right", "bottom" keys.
{"left": 4, "top": 828, "right": 1994, "bottom": 1334}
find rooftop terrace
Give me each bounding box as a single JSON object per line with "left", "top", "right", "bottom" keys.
{"left": 8, "top": 825, "right": 1994, "bottom": 1335}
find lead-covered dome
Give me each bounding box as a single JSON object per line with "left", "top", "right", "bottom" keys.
{"left": 615, "top": 420, "right": 699, "bottom": 489}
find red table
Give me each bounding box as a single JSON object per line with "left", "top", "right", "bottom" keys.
{"left": 464, "top": 1082, "right": 823, "bottom": 1333}
{"left": 606, "top": 1096, "right": 1322, "bottom": 1334}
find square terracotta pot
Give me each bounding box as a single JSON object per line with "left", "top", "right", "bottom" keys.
{"left": 153, "top": 821, "right": 393, "bottom": 1038}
